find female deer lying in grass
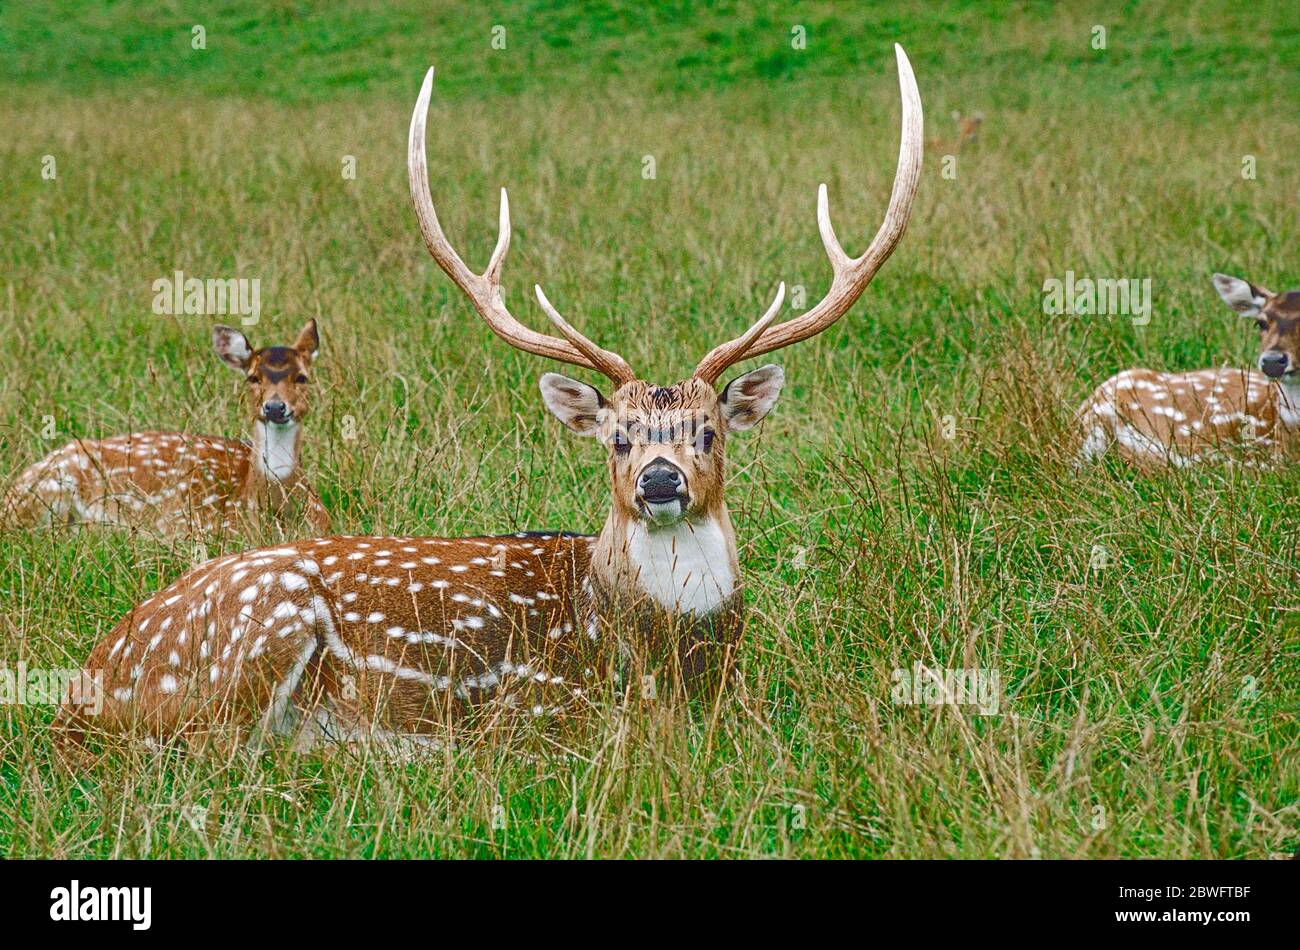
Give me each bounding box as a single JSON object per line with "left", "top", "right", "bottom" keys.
{"left": 3, "top": 321, "right": 329, "bottom": 538}
{"left": 55, "top": 47, "right": 921, "bottom": 753}
{"left": 1075, "top": 274, "right": 1300, "bottom": 469}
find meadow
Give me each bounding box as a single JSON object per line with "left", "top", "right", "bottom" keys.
{"left": 0, "top": 0, "right": 1296, "bottom": 858}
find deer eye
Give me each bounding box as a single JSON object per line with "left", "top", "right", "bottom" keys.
{"left": 295, "top": 374, "right": 309, "bottom": 384}
{"left": 698, "top": 429, "right": 716, "bottom": 452}
{"left": 611, "top": 431, "right": 631, "bottom": 456}
{"left": 246, "top": 375, "right": 260, "bottom": 384}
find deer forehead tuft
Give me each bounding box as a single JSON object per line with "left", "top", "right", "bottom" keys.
{"left": 614, "top": 378, "right": 715, "bottom": 414}
{"left": 251, "top": 346, "right": 307, "bottom": 379}
{"left": 257, "top": 346, "right": 300, "bottom": 366}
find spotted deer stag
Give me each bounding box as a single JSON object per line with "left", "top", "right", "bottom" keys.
{"left": 56, "top": 47, "right": 921, "bottom": 752}
{"left": 1076, "top": 274, "right": 1300, "bottom": 468}
{"left": 3, "top": 321, "right": 328, "bottom": 538}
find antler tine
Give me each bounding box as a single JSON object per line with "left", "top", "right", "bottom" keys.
{"left": 692, "top": 282, "right": 786, "bottom": 385}
{"left": 483, "top": 187, "right": 511, "bottom": 286}
{"left": 534, "top": 286, "right": 636, "bottom": 385}
{"left": 816, "top": 182, "right": 852, "bottom": 271}
{"left": 692, "top": 44, "right": 923, "bottom": 383}
{"left": 408, "top": 67, "right": 634, "bottom": 384}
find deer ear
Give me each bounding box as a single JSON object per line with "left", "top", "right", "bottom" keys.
{"left": 212, "top": 325, "right": 253, "bottom": 372}
{"left": 1213, "top": 273, "right": 1271, "bottom": 317}
{"left": 293, "top": 319, "right": 320, "bottom": 360}
{"left": 719, "top": 364, "right": 784, "bottom": 432}
{"left": 540, "top": 373, "right": 606, "bottom": 437}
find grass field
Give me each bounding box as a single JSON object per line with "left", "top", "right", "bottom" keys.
{"left": 0, "top": 0, "right": 1297, "bottom": 858}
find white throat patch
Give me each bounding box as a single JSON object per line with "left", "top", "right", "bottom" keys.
{"left": 624, "top": 516, "right": 735, "bottom": 616}
{"left": 255, "top": 420, "right": 299, "bottom": 482}
{"left": 1278, "top": 382, "right": 1300, "bottom": 428}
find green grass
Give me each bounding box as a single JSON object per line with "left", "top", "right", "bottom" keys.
{"left": 0, "top": 0, "right": 1297, "bottom": 858}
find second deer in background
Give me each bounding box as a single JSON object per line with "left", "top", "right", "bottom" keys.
{"left": 926, "top": 110, "right": 982, "bottom": 153}
{"left": 2, "top": 320, "right": 329, "bottom": 539}
{"left": 1075, "top": 274, "right": 1300, "bottom": 468}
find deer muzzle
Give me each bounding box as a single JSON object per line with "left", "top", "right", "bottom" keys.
{"left": 636, "top": 460, "right": 688, "bottom": 522}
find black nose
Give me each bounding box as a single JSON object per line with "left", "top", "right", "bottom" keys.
{"left": 263, "top": 400, "right": 289, "bottom": 422}
{"left": 1260, "top": 351, "right": 1289, "bottom": 379}
{"left": 638, "top": 464, "right": 683, "bottom": 502}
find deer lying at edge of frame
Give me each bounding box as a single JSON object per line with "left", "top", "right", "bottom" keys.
{"left": 1075, "top": 274, "right": 1300, "bottom": 469}
{"left": 54, "top": 46, "right": 922, "bottom": 754}
{"left": 3, "top": 321, "right": 329, "bottom": 538}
